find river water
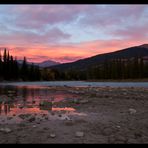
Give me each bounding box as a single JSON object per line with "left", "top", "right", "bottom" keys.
{"left": 0, "top": 81, "right": 148, "bottom": 88}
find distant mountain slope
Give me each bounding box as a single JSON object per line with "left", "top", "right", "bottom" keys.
{"left": 50, "top": 44, "right": 148, "bottom": 71}
{"left": 35, "top": 60, "right": 60, "bottom": 68}
{"left": 140, "top": 44, "right": 148, "bottom": 49}
{"left": 18, "top": 60, "right": 60, "bottom": 68}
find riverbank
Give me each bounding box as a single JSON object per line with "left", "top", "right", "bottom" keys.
{"left": 0, "top": 86, "right": 148, "bottom": 143}
{"left": 86, "top": 79, "right": 148, "bottom": 82}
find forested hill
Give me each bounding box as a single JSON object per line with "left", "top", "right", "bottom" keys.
{"left": 50, "top": 45, "right": 148, "bottom": 71}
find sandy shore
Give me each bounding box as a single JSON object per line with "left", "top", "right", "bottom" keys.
{"left": 0, "top": 86, "right": 148, "bottom": 144}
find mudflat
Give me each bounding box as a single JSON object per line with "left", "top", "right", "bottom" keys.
{"left": 0, "top": 86, "right": 148, "bottom": 144}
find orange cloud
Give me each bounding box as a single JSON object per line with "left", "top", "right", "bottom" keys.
{"left": 1, "top": 38, "right": 147, "bottom": 63}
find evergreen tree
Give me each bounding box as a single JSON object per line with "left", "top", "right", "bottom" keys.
{"left": 21, "top": 57, "right": 29, "bottom": 81}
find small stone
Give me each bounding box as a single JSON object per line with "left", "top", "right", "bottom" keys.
{"left": 60, "top": 115, "right": 71, "bottom": 121}
{"left": 79, "top": 100, "right": 89, "bottom": 104}
{"left": 36, "top": 121, "right": 40, "bottom": 124}
{"left": 45, "top": 117, "right": 48, "bottom": 120}
{"left": 7, "top": 117, "right": 13, "bottom": 120}
{"left": 51, "top": 112, "right": 55, "bottom": 116}
{"left": 103, "top": 128, "right": 114, "bottom": 136}
{"left": 75, "top": 131, "right": 84, "bottom": 137}
{"left": 50, "top": 133, "right": 56, "bottom": 138}
{"left": 32, "top": 125, "right": 37, "bottom": 128}
{"left": 18, "top": 114, "right": 32, "bottom": 120}
{"left": 58, "top": 114, "right": 62, "bottom": 117}
{"left": 28, "top": 116, "right": 36, "bottom": 122}
{"left": 129, "top": 108, "right": 137, "bottom": 114}
{"left": 32, "top": 100, "right": 36, "bottom": 104}
{"left": 65, "top": 120, "right": 74, "bottom": 126}
{"left": 0, "top": 128, "right": 12, "bottom": 133}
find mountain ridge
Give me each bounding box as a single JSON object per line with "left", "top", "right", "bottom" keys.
{"left": 50, "top": 44, "right": 148, "bottom": 71}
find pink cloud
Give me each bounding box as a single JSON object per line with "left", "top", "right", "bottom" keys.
{"left": 11, "top": 5, "right": 92, "bottom": 29}
{"left": 110, "top": 24, "right": 148, "bottom": 40}
{"left": 2, "top": 37, "right": 147, "bottom": 63}
{"left": 0, "top": 27, "right": 71, "bottom": 46}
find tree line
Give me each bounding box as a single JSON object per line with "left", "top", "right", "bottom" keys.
{"left": 0, "top": 49, "right": 41, "bottom": 81}
{"left": 0, "top": 48, "right": 148, "bottom": 81}
{"left": 55, "top": 57, "right": 148, "bottom": 80}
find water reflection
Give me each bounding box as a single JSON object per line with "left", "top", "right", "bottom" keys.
{"left": 0, "top": 85, "right": 82, "bottom": 122}
{"left": 0, "top": 103, "right": 11, "bottom": 115}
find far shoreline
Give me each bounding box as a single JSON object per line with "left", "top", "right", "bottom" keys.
{"left": 0, "top": 79, "right": 148, "bottom": 83}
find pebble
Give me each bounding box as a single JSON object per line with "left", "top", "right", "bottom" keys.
{"left": 7, "top": 117, "right": 13, "bottom": 120}
{"left": 50, "top": 133, "right": 56, "bottom": 138}
{"left": 116, "top": 126, "right": 121, "bottom": 129}
{"left": 65, "top": 120, "right": 74, "bottom": 126}
{"left": 79, "top": 100, "right": 89, "bottom": 104}
{"left": 75, "top": 131, "right": 84, "bottom": 137}
{"left": 129, "top": 108, "right": 137, "bottom": 114}
{"left": 60, "top": 115, "right": 71, "bottom": 121}
{"left": 28, "top": 116, "right": 36, "bottom": 122}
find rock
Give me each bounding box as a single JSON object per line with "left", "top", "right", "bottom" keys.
{"left": 116, "top": 126, "right": 121, "bottom": 129}
{"left": 115, "top": 136, "right": 127, "bottom": 143}
{"left": 72, "top": 99, "right": 80, "bottom": 104}
{"left": 102, "top": 127, "right": 114, "bottom": 136}
{"left": 39, "top": 101, "right": 52, "bottom": 110}
{"left": 50, "top": 133, "right": 56, "bottom": 138}
{"left": 44, "top": 116, "right": 49, "bottom": 120}
{"left": 75, "top": 131, "right": 84, "bottom": 137}
{"left": 0, "top": 128, "right": 12, "bottom": 133}
{"left": 7, "top": 90, "right": 15, "bottom": 94}
{"left": 51, "top": 112, "right": 55, "bottom": 116}
{"left": 129, "top": 108, "right": 137, "bottom": 114}
{"left": 32, "top": 125, "right": 37, "bottom": 128}
{"left": 79, "top": 100, "right": 89, "bottom": 104}
{"left": 60, "top": 115, "right": 71, "bottom": 121}
{"left": 36, "top": 121, "right": 40, "bottom": 124}
{"left": 19, "top": 123, "right": 26, "bottom": 127}
{"left": 28, "top": 116, "right": 36, "bottom": 122}
{"left": 19, "top": 105, "right": 24, "bottom": 109}
{"left": 7, "top": 117, "right": 13, "bottom": 120}
{"left": 43, "top": 127, "right": 49, "bottom": 130}
{"left": 32, "top": 100, "right": 36, "bottom": 104}
{"left": 58, "top": 114, "right": 62, "bottom": 117}
{"left": 65, "top": 120, "right": 74, "bottom": 126}
{"left": 18, "top": 114, "right": 32, "bottom": 120}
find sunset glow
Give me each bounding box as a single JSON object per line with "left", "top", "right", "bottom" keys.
{"left": 0, "top": 5, "right": 148, "bottom": 63}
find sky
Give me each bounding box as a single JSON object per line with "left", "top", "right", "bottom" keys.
{"left": 0, "top": 5, "right": 148, "bottom": 63}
